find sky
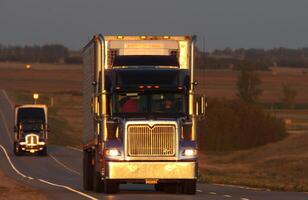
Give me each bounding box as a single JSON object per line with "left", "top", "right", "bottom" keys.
{"left": 0, "top": 0, "right": 308, "bottom": 51}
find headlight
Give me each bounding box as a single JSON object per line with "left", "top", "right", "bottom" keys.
{"left": 183, "top": 149, "right": 197, "bottom": 156}
{"left": 105, "top": 149, "right": 121, "bottom": 157}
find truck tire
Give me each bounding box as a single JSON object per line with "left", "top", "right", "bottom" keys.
{"left": 104, "top": 179, "right": 119, "bottom": 194}
{"left": 93, "top": 171, "right": 104, "bottom": 192}
{"left": 83, "top": 150, "right": 93, "bottom": 190}
{"left": 164, "top": 183, "right": 179, "bottom": 193}
{"left": 183, "top": 179, "right": 196, "bottom": 195}
{"left": 154, "top": 183, "right": 164, "bottom": 192}
{"left": 39, "top": 147, "right": 48, "bottom": 156}
{"left": 13, "top": 142, "right": 23, "bottom": 156}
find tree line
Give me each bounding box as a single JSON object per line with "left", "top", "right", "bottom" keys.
{"left": 2, "top": 44, "right": 308, "bottom": 69}
{"left": 0, "top": 44, "right": 73, "bottom": 63}
{"left": 196, "top": 47, "right": 308, "bottom": 70}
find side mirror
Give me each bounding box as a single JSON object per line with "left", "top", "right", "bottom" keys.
{"left": 195, "top": 95, "right": 206, "bottom": 119}
{"left": 106, "top": 119, "right": 119, "bottom": 140}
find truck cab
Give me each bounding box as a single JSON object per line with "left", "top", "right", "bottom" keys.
{"left": 82, "top": 35, "right": 205, "bottom": 194}
{"left": 13, "top": 104, "right": 48, "bottom": 156}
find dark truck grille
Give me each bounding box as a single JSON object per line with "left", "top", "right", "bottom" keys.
{"left": 127, "top": 124, "right": 176, "bottom": 157}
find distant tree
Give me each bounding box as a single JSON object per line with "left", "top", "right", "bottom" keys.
{"left": 237, "top": 66, "right": 262, "bottom": 103}
{"left": 282, "top": 85, "right": 297, "bottom": 109}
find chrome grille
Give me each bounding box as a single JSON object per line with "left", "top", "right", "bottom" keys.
{"left": 25, "top": 134, "right": 39, "bottom": 145}
{"left": 127, "top": 125, "right": 176, "bottom": 157}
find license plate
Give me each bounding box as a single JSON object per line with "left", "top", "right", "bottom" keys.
{"left": 145, "top": 179, "right": 158, "bottom": 184}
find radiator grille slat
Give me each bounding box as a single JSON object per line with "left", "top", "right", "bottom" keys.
{"left": 25, "top": 134, "right": 39, "bottom": 145}
{"left": 127, "top": 125, "right": 176, "bottom": 157}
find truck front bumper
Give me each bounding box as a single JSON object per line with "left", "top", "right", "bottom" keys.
{"left": 106, "top": 161, "right": 197, "bottom": 179}
{"left": 19, "top": 144, "right": 45, "bottom": 153}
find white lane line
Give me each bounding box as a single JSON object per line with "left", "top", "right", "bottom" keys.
{"left": 197, "top": 189, "right": 203, "bottom": 193}
{"left": 209, "top": 192, "right": 217, "bottom": 195}
{"left": 49, "top": 154, "right": 81, "bottom": 176}
{"left": 0, "top": 144, "right": 32, "bottom": 179}
{"left": 241, "top": 198, "right": 250, "bottom": 200}
{"left": 223, "top": 194, "right": 232, "bottom": 198}
{"left": 213, "top": 183, "right": 270, "bottom": 191}
{"left": 38, "top": 179, "right": 98, "bottom": 200}
{"left": 1, "top": 89, "right": 14, "bottom": 109}
{"left": 0, "top": 144, "right": 97, "bottom": 200}
{"left": 67, "top": 146, "right": 82, "bottom": 152}
{"left": 0, "top": 109, "right": 13, "bottom": 143}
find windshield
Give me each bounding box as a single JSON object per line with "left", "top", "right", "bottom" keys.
{"left": 17, "top": 108, "right": 45, "bottom": 123}
{"left": 113, "top": 92, "right": 187, "bottom": 116}
{"left": 20, "top": 122, "right": 44, "bottom": 136}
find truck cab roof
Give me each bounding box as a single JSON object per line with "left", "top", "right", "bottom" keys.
{"left": 15, "top": 104, "right": 47, "bottom": 109}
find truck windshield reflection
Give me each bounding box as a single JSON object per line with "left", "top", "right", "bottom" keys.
{"left": 113, "top": 93, "right": 186, "bottom": 115}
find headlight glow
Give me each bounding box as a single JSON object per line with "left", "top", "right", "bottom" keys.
{"left": 183, "top": 149, "right": 197, "bottom": 156}
{"left": 106, "top": 149, "right": 121, "bottom": 157}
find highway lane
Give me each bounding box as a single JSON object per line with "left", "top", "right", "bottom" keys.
{"left": 0, "top": 89, "right": 307, "bottom": 200}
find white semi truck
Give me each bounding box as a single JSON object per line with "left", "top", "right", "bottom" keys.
{"left": 82, "top": 35, "right": 205, "bottom": 194}
{"left": 13, "top": 104, "right": 48, "bottom": 156}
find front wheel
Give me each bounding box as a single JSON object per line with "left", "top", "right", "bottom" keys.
{"left": 183, "top": 179, "right": 196, "bottom": 195}
{"left": 104, "top": 179, "right": 119, "bottom": 194}
{"left": 154, "top": 183, "right": 164, "bottom": 192}
{"left": 13, "top": 142, "right": 23, "bottom": 156}
{"left": 93, "top": 171, "right": 104, "bottom": 192}
{"left": 83, "top": 150, "right": 94, "bottom": 190}
{"left": 38, "top": 147, "right": 48, "bottom": 156}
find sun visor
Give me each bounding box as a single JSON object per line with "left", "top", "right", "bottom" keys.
{"left": 112, "top": 55, "right": 179, "bottom": 68}
{"left": 116, "top": 69, "right": 179, "bottom": 86}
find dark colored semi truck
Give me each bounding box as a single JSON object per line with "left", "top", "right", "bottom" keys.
{"left": 82, "top": 35, "right": 205, "bottom": 194}
{"left": 13, "top": 104, "right": 48, "bottom": 156}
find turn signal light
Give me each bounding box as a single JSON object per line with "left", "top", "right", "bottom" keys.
{"left": 106, "top": 149, "right": 121, "bottom": 157}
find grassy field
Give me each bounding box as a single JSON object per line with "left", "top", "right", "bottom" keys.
{"left": 1, "top": 63, "right": 308, "bottom": 191}
{"left": 0, "top": 61, "right": 81, "bottom": 70}
{"left": 0, "top": 68, "right": 81, "bottom": 93}
{"left": 201, "top": 132, "right": 308, "bottom": 192}
{"left": 200, "top": 109, "right": 308, "bottom": 192}
{"left": 195, "top": 69, "right": 308, "bottom": 104}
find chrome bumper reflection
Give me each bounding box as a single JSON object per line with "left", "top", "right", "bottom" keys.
{"left": 107, "top": 162, "right": 196, "bottom": 179}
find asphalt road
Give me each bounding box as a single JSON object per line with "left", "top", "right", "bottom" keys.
{"left": 0, "top": 89, "right": 307, "bottom": 200}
